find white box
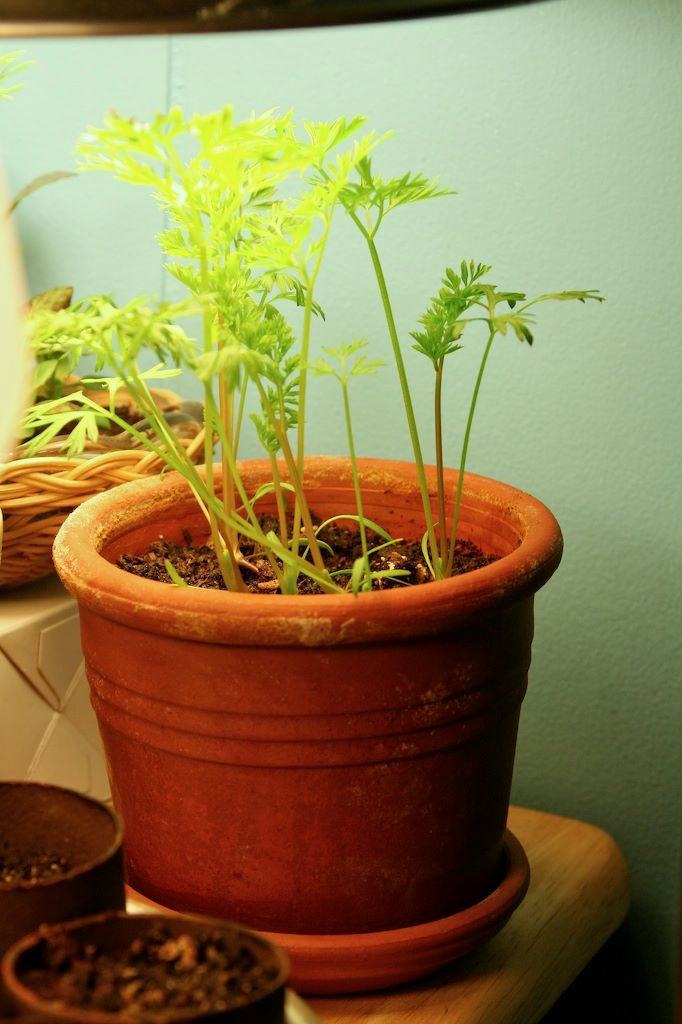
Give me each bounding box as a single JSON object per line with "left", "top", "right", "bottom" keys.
{"left": 0, "top": 574, "right": 109, "bottom": 800}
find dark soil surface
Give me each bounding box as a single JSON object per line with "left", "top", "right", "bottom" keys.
{"left": 118, "top": 515, "right": 498, "bottom": 594}
{"left": 19, "top": 923, "right": 280, "bottom": 1017}
{"left": 0, "top": 845, "right": 71, "bottom": 886}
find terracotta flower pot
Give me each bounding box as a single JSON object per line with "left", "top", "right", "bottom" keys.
{"left": 52, "top": 457, "right": 562, "bottom": 992}
{"left": 0, "top": 783, "right": 125, "bottom": 1014}
{"left": 1, "top": 911, "right": 289, "bottom": 1023}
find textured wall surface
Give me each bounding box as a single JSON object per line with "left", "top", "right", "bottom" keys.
{"left": 2, "top": 0, "right": 680, "bottom": 1019}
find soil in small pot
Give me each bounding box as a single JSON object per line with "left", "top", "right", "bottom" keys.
{"left": 118, "top": 515, "right": 498, "bottom": 595}
{"left": 0, "top": 844, "right": 72, "bottom": 886}
{"left": 17, "top": 922, "right": 281, "bottom": 1018}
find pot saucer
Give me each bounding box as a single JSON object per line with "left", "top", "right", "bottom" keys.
{"left": 263, "top": 829, "right": 530, "bottom": 994}
{"left": 127, "top": 830, "right": 529, "bottom": 995}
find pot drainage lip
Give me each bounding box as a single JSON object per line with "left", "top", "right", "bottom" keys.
{"left": 126, "top": 829, "right": 530, "bottom": 996}
{"left": 263, "top": 828, "right": 530, "bottom": 993}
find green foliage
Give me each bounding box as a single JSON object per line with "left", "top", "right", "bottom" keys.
{"left": 409, "top": 268, "right": 603, "bottom": 574}
{"left": 310, "top": 339, "right": 384, "bottom": 384}
{"left": 337, "top": 156, "right": 453, "bottom": 239}
{"left": 74, "top": 106, "right": 390, "bottom": 592}
{"left": 0, "top": 51, "right": 29, "bottom": 100}
{"left": 164, "top": 559, "right": 190, "bottom": 587}
{"left": 2, "top": 53, "right": 75, "bottom": 214}
{"left": 25, "top": 103, "right": 603, "bottom": 593}
{"left": 20, "top": 296, "right": 191, "bottom": 457}
{"left": 27, "top": 294, "right": 192, "bottom": 388}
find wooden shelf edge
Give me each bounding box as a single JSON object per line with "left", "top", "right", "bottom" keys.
{"left": 308, "top": 806, "right": 631, "bottom": 1024}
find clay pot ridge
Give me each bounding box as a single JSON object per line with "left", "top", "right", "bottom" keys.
{"left": 52, "top": 457, "right": 563, "bottom": 648}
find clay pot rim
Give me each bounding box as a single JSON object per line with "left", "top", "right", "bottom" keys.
{"left": 2, "top": 909, "right": 290, "bottom": 1023}
{"left": 0, "top": 783, "right": 123, "bottom": 893}
{"left": 53, "top": 457, "right": 563, "bottom": 646}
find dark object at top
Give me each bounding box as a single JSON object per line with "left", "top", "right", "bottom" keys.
{"left": 0, "top": 0, "right": 551, "bottom": 36}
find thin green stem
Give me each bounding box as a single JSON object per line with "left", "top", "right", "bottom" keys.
{"left": 107, "top": 356, "right": 184, "bottom": 462}
{"left": 363, "top": 233, "right": 441, "bottom": 577}
{"left": 90, "top": 356, "right": 242, "bottom": 593}
{"left": 298, "top": 228, "right": 334, "bottom": 432}
{"left": 251, "top": 374, "right": 333, "bottom": 587}
{"left": 203, "top": 379, "right": 243, "bottom": 592}
{"left": 266, "top": 449, "right": 291, "bottom": 591}
{"left": 76, "top": 393, "right": 182, "bottom": 470}
{"left": 194, "top": 240, "right": 243, "bottom": 590}
{"left": 296, "top": 291, "right": 315, "bottom": 470}
{"left": 232, "top": 371, "right": 249, "bottom": 453}
{"left": 446, "top": 323, "right": 496, "bottom": 576}
{"left": 434, "top": 359, "right": 447, "bottom": 572}
{"left": 275, "top": 389, "right": 293, "bottom": 546}
{"left": 341, "top": 379, "right": 371, "bottom": 589}
{"left": 203, "top": 389, "right": 260, "bottom": 531}
{"left": 218, "top": 369, "right": 235, "bottom": 552}
{"left": 273, "top": 388, "right": 298, "bottom": 594}
{"left": 292, "top": 215, "right": 334, "bottom": 559}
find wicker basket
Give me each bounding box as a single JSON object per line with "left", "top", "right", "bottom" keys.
{"left": 0, "top": 438, "right": 204, "bottom": 590}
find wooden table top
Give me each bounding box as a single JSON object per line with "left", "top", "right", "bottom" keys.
{"left": 300, "top": 805, "right": 630, "bottom": 1024}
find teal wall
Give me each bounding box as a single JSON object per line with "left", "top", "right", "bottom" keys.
{"left": 2, "top": 0, "right": 680, "bottom": 1018}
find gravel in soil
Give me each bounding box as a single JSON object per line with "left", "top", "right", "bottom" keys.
{"left": 0, "top": 844, "right": 71, "bottom": 886}
{"left": 19, "top": 923, "right": 280, "bottom": 1017}
{"left": 118, "top": 515, "right": 498, "bottom": 594}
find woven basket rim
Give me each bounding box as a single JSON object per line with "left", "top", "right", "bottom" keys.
{"left": 0, "top": 437, "right": 204, "bottom": 590}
